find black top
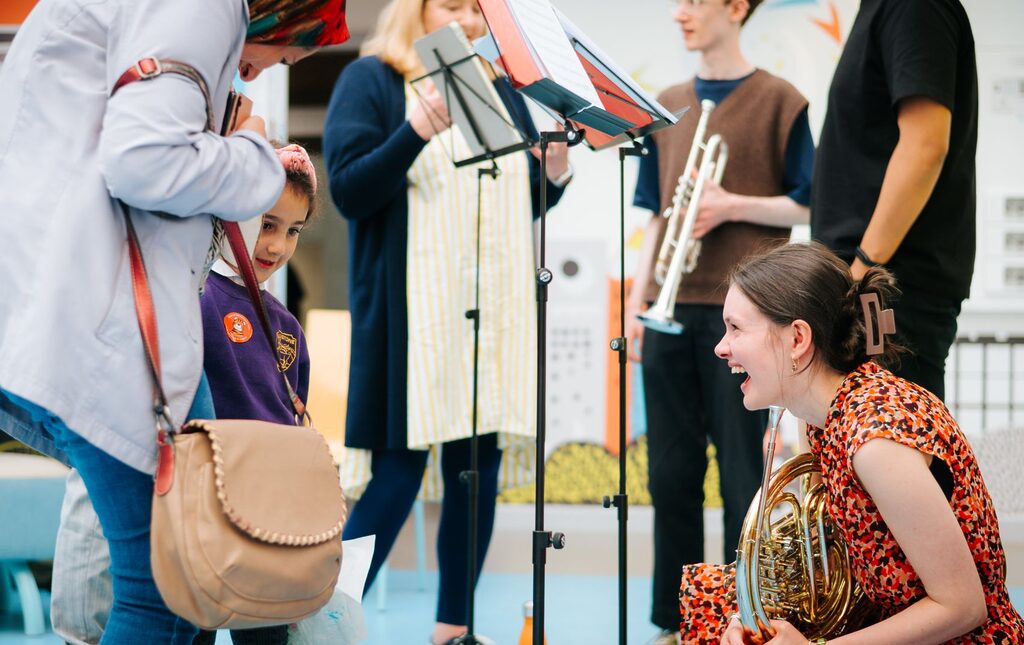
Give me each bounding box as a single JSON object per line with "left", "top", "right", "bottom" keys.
{"left": 811, "top": 0, "right": 978, "bottom": 301}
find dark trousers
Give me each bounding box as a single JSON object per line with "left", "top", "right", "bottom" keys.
{"left": 641, "top": 304, "right": 766, "bottom": 631}
{"left": 192, "top": 625, "right": 287, "bottom": 645}
{"left": 342, "top": 434, "right": 502, "bottom": 625}
{"left": 890, "top": 287, "right": 962, "bottom": 401}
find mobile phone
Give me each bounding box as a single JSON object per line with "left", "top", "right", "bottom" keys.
{"left": 221, "top": 89, "right": 254, "bottom": 135}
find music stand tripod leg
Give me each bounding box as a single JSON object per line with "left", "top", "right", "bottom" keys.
{"left": 531, "top": 126, "right": 584, "bottom": 644}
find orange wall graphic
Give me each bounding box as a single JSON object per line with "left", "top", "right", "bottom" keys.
{"left": 0, "top": 1, "right": 37, "bottom": 25}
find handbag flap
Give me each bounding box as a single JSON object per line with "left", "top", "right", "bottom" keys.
{"left": 183, "top": 420, "right": 347, "bottom": 546}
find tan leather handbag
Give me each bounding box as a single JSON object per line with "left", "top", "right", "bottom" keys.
{"left": 149, "top": 418, "right": 346, "bottom": 629}
{"left": 114, "top": 58, "right": 347, "bottom": 630}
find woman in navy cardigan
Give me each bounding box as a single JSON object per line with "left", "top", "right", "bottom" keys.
{"left": 323, "top": 1, "right": 569, "bottom": 643}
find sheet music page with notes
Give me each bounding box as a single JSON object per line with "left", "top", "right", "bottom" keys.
{"left": 508, "top": 0, "right": 600, "bottom": 106}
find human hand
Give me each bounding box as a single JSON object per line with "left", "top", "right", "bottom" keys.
{"left": 850, "top": 257, "right": 869, "bottom": 281}
{"left": 409, "top": 82, "right": 451, "bottom": 141}
{"left": 625, "top": 301, "right": 646, "bottom": 363}
{"left": 237, "top": 115, "right": 267, "bottom": 140}
{"left": 693, "top": 177, "right": 733, "bottom": 239}
{"left": 720, "top": 614, "right": 764, "bottom": 645}
{"left": 764, "top": 620, "right": 807, "bottom": 644}
{"left": 529, "top": 122, "right": 571, "bottom": 183}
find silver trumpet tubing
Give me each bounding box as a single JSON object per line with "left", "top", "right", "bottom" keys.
{"left": 639, "top": 99, "right": 728, "bottom": 335}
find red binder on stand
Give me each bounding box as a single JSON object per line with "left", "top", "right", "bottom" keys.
{"left": 476, "top": 0, "right": 680, "bottom": 149}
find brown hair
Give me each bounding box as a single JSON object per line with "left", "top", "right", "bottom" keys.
{"left": 725, "top": 0, "right": 762, "bottom": 26}
{"left": 742, "top": 0, "right": 763, "bottom": 25}
{"left": 270, "top": 140, "right": 318, "bottom": 221}
{"left": 729, "top": 242, "right": 903, "bottom": 373}
{"left": 284, "top": 164, "right": 318, "bottom": 221}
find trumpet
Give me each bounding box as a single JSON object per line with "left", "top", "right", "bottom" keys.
{"left": 735, "top": 407, "right": 873, "bottom": 641}
{"left": 639, "top": 99, "right": 728, "bottom": 335}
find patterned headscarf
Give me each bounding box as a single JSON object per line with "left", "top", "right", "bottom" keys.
{"left": 247, "top": 0, "right": 350, "bottom": 47}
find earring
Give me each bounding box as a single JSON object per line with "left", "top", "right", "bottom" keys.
{"left": 791, "top": 358, "right": 798, "bottom": 372}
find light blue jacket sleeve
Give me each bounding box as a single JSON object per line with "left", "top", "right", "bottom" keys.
{"left": 97, "top": 0, "right": 284, "bottom": 221}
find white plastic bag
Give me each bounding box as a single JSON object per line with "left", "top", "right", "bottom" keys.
{"left": 288, "top": 535, "right": 375, "bottom": 644}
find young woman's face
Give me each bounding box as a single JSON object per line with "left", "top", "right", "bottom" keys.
{"left": 715, "top": 285, "right": 787, "bottom": 411}
{"left": 422, "top": 0, "right": 486, "bottom": 40}
{"left": 238, "top": 44, "right": 316, "bottom": 82}
{"left": 253, "top": 188, "right": 308, "bottom": 284}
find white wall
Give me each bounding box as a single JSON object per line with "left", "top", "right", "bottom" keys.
{"left": 532, "top": 0, "right": 1024, "bottom": 446}
{"left": 538, "top": 0, "right": 1024, "bottom": 332}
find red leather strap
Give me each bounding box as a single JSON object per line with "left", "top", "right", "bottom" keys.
{"left": 123, "top": 204, "right": 177, "bottom": 494}
{"left": 117, "top": 55, "right": 308, "bottom": 481}
{"left": 222, "top": 222, "right": 308, "bottom": 420}
{"left": 111, "top": 57, "right": 216, "bottom": 131}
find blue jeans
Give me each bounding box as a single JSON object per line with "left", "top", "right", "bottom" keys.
{"left": 1, "top": 379, "right": 215, "bottom": 644}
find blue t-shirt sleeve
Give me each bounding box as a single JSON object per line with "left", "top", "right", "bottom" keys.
{"left": 633, "top": 136, "right": 661, "bottom": 213}
{"left": 782, "top": 107, "right": 814, "bottom": 206}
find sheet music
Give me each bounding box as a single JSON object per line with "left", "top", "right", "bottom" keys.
{"left": 508, "top": 0, "right": 600, "bottom": 106}
{"left": 414, "top": 23, "right": 532, "bottom": 164}
{"left": 553, "top": 7, "right": 676, "bottom": 124}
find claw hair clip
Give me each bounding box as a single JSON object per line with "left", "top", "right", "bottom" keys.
{"left": 859, "top": 292, "right": 896, "bottom": 355}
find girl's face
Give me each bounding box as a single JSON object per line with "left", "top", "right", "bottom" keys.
{"left": 422, "top": 0, "right": 486, "bottom": 41}
{"left": 238, "top": 44, "right": 316, "bottom": 82}
{"left": 253, "top": 188, "right": 309, "bottom": 284}
{"left": 715, "top": 285, "right": 788, "bottom": 411}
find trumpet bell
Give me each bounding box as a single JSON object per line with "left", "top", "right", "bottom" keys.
{"left": 637, "top": 309, "right": 683, "bottom": 335}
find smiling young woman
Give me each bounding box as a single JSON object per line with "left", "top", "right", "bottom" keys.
{"left": 677, "top": 243, "right": 1024, "bottom": 644}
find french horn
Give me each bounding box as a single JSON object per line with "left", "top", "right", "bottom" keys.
{"left": 735, "top": 406, "right": 873, "bottom": 641}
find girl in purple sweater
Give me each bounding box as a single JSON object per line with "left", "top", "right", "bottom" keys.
{"left": 194, "top": 144, "right": 317, "bottom": 645}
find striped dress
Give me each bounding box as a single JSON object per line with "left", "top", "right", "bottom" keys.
{"left": 341, "top": 83, "right": 538, "bottom": 499}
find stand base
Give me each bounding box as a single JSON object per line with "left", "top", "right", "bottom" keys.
{"left": 637, "top": 312, "right": 684, "bottom": 335}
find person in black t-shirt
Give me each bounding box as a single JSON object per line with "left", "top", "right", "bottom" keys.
{"left": 811, "top": 0, "right": 977, "bottom": 400}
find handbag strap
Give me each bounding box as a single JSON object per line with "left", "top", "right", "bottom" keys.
{"left": 112, "top": 57, "right": 216, "bottom": 131}
{"left": 220, "top": 222, "right": 308, "bottom": 420}
{"left": 115, "top": 58, "right": 307, "bottom": 443}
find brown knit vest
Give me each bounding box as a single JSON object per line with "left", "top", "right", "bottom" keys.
{"left": 644, "top": 69, "right": 808, "bottom": 305}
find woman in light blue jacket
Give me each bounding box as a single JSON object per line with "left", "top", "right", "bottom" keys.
{"left": 0, "top": 1, "right": 348, "bottom": 642}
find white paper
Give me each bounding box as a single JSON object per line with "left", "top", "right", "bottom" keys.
{"left": 338, "top": 534, "right": 375, "bottom": 603}
{"left": 509, "top": 0, "right": 600, "bottom": 105}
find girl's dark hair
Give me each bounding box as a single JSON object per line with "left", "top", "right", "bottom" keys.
{"left": 729, "top": 242, "right": 903, "bottom": 373}
{"left": 283, "top": 164, "right": 317, "bottom": 221}
{"left": 270, "top": 140, "right": 318, "bottom": 222}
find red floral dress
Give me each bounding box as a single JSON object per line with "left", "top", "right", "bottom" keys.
{"left": 678, "top": 362, "right": 1024, "bottom": 644}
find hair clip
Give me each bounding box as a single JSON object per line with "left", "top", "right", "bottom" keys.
{"left": 859, "top": 292, "right": 896, "bottom": 355}
{"left": 275, "top": 144, "right": 317, "bottom": 193}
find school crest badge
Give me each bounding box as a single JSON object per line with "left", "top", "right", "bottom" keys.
{"left": 223, "top": 313, "right": 253, "bottom": 343}
{"left": 276, "top": 331, "right": 297, "bottom": 371}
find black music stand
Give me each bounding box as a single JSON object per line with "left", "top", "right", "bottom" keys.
{"left": 473, "top": 3, "right": 682, "bottom": 642}
{"left": 411, "top": 23, "right": 536, "bottom": 645}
